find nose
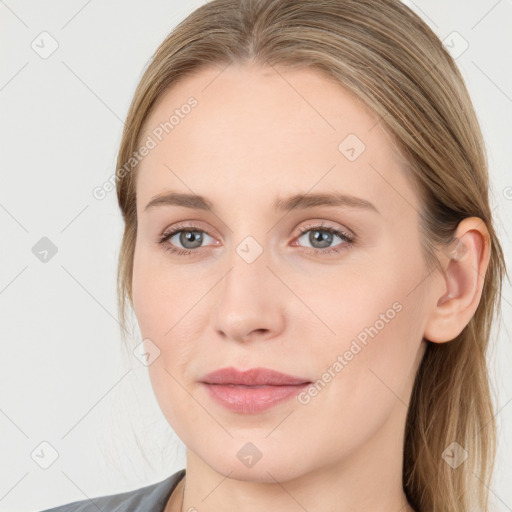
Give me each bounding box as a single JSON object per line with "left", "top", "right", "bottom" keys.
{"left": 212, "top": 242, "right": 286, "bottom": 343}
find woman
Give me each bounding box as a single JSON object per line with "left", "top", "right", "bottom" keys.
{"left": 40, "top": 0, "right": 506, "bottom": 511}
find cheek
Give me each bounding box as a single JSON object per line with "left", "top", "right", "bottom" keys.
{"left": 132, "top": 244, "right": 212, "bottom": 373}
{"left": 132, "top": 248, "right": 207, "bottom": 430}
{"left": 301, "top": 244, "right": 426, "bottom": 426}
{"left": 132, "top": 243, "right": 192, "bottom": 336}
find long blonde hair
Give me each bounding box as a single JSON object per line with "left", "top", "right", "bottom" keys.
{"left": 114, "top": 1, "right": 507, "bottom": 510}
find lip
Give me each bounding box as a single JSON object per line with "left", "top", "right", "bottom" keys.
{"left": 201, "top": 367, "right": 310, "bottom": 386}
{"left": 200, "top": 367, "right": 311, "bottom": 414}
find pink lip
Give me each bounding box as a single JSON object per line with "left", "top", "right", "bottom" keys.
{"left": 200, "top": 367, "right": 311, "bottom": 414}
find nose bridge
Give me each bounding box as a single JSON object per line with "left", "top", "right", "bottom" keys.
{"left": 212, "top": 232, "right": 285, "bottom": 341}
{"left": 221, "top": 216, "right": 272, "bottom": 288}
{"left": 222, "top": 234, "right": 272, "bottom": 309}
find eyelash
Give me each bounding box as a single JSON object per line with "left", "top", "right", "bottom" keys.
{"left": 157, "top": 222, "right": 355, "bottom": 257}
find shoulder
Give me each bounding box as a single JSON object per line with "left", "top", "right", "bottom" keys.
{"left": 37, "top": 469, "right": 186, "bottom": 512}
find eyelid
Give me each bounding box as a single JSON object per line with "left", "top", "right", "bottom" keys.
{"left": 294, "top": 219, "right": 355, "bottom": 238}
{"left": 161, "top": 220, "right": 219, "bottom": 239}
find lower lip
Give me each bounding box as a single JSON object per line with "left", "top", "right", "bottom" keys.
{"left": 202, "top": 382, "right": 310, "bottom": 414}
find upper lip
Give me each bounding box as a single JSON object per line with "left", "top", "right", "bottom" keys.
{"left": 201, "top": 367, "right": 311, "bottom": 386}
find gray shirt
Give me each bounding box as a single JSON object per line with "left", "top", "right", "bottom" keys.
{"left": 38, "top": 469, "right": 185, "bottom": 512}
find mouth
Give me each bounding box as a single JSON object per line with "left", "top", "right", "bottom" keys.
{"left": 201, "top": 366, "right": 311, "bottom": 386}
{"left": 200, "top": 367, "right": 312, "bottom": 414}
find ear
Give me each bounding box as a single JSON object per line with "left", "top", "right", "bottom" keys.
{"left": 423, "top": 217, "right": 491, "bottom": 343}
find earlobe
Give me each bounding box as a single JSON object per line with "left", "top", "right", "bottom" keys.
{"left": 424, "top": 217, "right": 491, "bottom": 343}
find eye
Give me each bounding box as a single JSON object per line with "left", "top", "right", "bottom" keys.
{"left": 293, "top": 222, "right": 354, "bottom": 255}
{"left": 157, "top": 223, "right": 216, "bottom": 255}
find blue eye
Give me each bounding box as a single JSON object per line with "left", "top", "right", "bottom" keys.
{"left": 158, "top": 225, "right": 215, "bottom": 255}
{"left": 157, "top": 222, "right": 355, "bottom": 256}
{"left": 295, "top": 225, "right": 354, "bottom": 253}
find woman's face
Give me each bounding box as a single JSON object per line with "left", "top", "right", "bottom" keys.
{"left": 132, "top": 63, "right": 432, "bottom": 482}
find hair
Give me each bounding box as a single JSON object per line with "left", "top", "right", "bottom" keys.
{"left": 113, "top": 1, "right": 507, "bottom": 510}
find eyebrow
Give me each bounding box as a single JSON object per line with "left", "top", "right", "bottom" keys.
{"left": 144, "top": 191, "right": 379, "bottom": 214}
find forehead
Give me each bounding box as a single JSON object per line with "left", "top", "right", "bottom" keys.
{"left": 135, "top": 63, "right": 417, "bottom": 218}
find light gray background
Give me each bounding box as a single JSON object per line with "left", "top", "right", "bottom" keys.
{"left": 1, "top": 1, "right": 511, "bottom": 511}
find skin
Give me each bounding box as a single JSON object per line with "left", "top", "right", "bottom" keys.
{"left": 131, "top": 63, "right": 490, "bottom": 512}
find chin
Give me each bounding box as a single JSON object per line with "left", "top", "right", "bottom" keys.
{"left": 197, "top": 442, "right": 310, "bottom": 483}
